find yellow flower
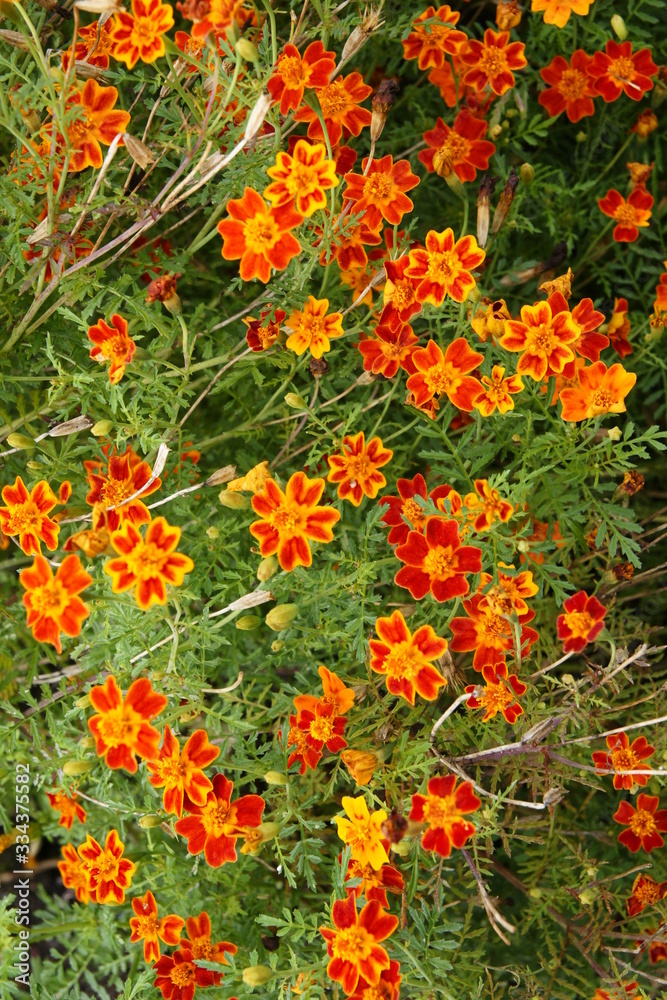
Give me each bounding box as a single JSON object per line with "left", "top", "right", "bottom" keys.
{"left": 335, "top": 795, "right": 388, "bottom": 870}
{"left": 340, "top": 749, "right": 380, "bottom": 786}
{"left": 226, "top": 461, "right": 272, "bottom": 494}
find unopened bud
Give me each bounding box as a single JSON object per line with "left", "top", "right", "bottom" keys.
{"left": 476, "top": 174, "right": 497, "bottom": 249}
{"left": 62, "top": 760, "right": 95, "bottom": 776}
{"left": 243, "top": 91, "right": 272, "bottom": 143}
{"left": 146, "top": 273, "right": 181, "bottom": 315}
{"left": 91, "top": 419, "right": 114, "bottom": 437}
{"left": 123, "top": 133, "right": 154, "bottom": 170}
{"left": 496, "top": 0, "right": 521, "bottom": 29}
{"left": 390, "top": 838, "right": 412, "bottom": 857}
{"left": 219, "top": 489, "right": 250, "bottom": 509}
{"left": 264, "top": 770, "right": 287, "bottom": 785}
{"left": 443, "top": 169, "right": 466, "bottom": 200}
{"left": 517, "top": 539, "right": 531, "bottom": 553}
{"left": 370, "top": 77, "right": 399, "bottom": 144}
{"left": 0, "top": 29, "right": 30, "bottom": 51}
{"left": 6, "top": 433, "right": 35, "bottom": 450}
{"left": 235, "top": 37, "right": 258, "bottom": 62}
{"left": 610, "top": 14, "right": 627, "bottom": 40}
{"left": 257, "top": 555, "right": 279, "bottom": 582}
{"left": 284, "top": 392, "right": 307, "bottom": 410}
{"left": 242, "top": 966, "right": 273, "bottom": 987}
{"left": 75, "top": 694, "right": 91, "bottom": 708}
{"left": 26, "top": 461, "right": 42, "bottom": 470}
{"left": 578, "top": 887, "right": 597, "bottom": 906}
{"left": 265, "top": 603, "right": 298, "bottom": 631}
{"left": 492, "top": 167, "right": 520, "bottom": 235}
{"left": 271, "top": 640, "right": 284, "bottom": 652}
{"left": 236, "top": 614, "right": 262, "bottom": 630}
{"left": 205, "top": 465, "right": 236, "bottom": 487}
{"left": 206, "top": 526, "right": 220, "bottom": 539}
{"left": 520, "top": 163, "right": 534, "bottom": 185}
{"left": 489, "top": 123, "right": 503, "bottom": 140}
{"left": 48, "top": 415, "right": 93, "bottom": 437}
{"left": 139, "top": 814, "right": 164, "bottom": 828}
{"left": 79, "top": 736, "right": 96, "bottom": 749}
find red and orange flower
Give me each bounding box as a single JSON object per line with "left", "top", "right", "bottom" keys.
{"left": 556, "top": 589, "right": 607, "bottom": 652}
{"left": 110, "top": 0, "right": 174, "bottom": 69}
{"left": 153, "top": 950, "right": 221, "bottom": 999}
{"left": 394, "top": 516, "right": 482, "bottom": 602}
{"left": 217, "top": 186, "right": 302, "bottom": 283}
{"left": 598, "top": 187, "right": 653, "bottom": 243}
{"left": 250, "top": 471, "right": 340, "bottom": 572}
{"left": 419, "top": 111, "right": 495, "bottom": 183}
{"left": 614, "top": 794, "right": 667, "bottom": 854}
{"left": 87, "top": 312, "right": 136, "bottom": 384}
{"left": 604, "top": 298, "right": 632, "bottom": 358}
{"left": 358, "top": 319, "right": 418, "bottom": 378}
{"left": 474, "top": 365, "right": 524, "bottom": 415}
{"left": 592, "top": 732, "right": 655, "bottom": 790}
{"left": 405, "top": 230, "right": 485, "bottom": 305}
{"left": 449, "top": 593, "right": 539, "bottom": 670}
{"left": 129, "top": 890, "right": 184, "bottom": 963}
{"left": 406, "top": 337, "right": 484, "bottom": 410}
{"left": 465, "top": 661, "right": 527, "bottom": 724}
{"left": 47, "top": 790, "right": 87, "bottom": 830}
{"left": 147, "top": 726, "right": 220, "bottom": 817}
{"left": 500, "top": 300, "right": 579, "bottom": 380}
{"left": 588, "top": 40, "right": 657, "bottom": 103}
{"left": 20, "top": 554, "right": 92, "bottom": 653}
{"left": 379, "top": 473, "right": 458, "bottom": 546}
{"left": 627, "top": 874, "right": 667, "bottom": 917}
{"left": 410, "top": 775, "right": 481, "bottom": 857}
{"left": 265, "top": 140, "right": 338, "bottom": 217}
{"left": 402, "top": 5, "right": 466, "bottom": 69}
{"left": 559, "top": 361, "right": 636, "bottom": 421}
{"left": 464, "top": 479, "right": 513, "bottom": 532}
{"left": 179, "top": 910, "right": 237, "bottom": 964}
{"left": 1, "top": 477, "right": 60, "bottom": 555}
{"left": 243, "top": 306, "right": 286, "bottom": 352}
{"left": 343, "top": 155, "right": 419, "bottom": 230}
{"left": 369, "top": 609, "right": 448, "bottom": 704}
{"left": 461, "top": 29, "right": 527, "bottom": 97}
{"left": 531, "top": 0, "right": 593, "bottom": 28}
{"left": 174, "top": 773, "right": 265, "bottom": 868}
{"left": 327, "top": 432, "right": 393, "bottom": 506}
{"left": 63, "top": 80, "right": 130, "bottom": 172}
{"left": 267, "top": 41, "right": 336, "bottom": 114}
{"left": 538, "top": 50, "right": 597, "bottom": 123}
{"left": 294, "top": 72, "right": 373, "bottom": 146}
{"left": 84, "top": 445, "right": 161, "bottom": 532}
{"left": 105, "top": 517, "right": 194, "bottom": 610}
{"left": 77, "top": 829, "right": 136, "bottom": 904}
{"left": 320, "top": 894, "right": 398, "bottom": 996}
{"left": 88, "top": 675, "right": 167, "bottom": 772}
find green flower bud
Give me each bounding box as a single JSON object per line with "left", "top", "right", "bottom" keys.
{"left": 610, "top": 13, "right": 627, "bottom": 39}
{"left": 219, "top": 489, "right": 250, "bottom": 509}
{"left": 235, "top": 37, "right": 258, "bottom": 62}
{"left": 7, "top": 433, "right": 35, "bottom": 450}
{"left": 284, "top": 392, "right": 307, "bottom": 410}
{"left": 520, "top": 163, "right": 535, "bottom": 185}
{"left": 242, "top": 966, "right": 273, "bottom": 987}
{"left": 265, "top": 604, "right": 298, "bottom": 631}
{"left": 257, "top": 556, "right": 279, "bottom": 582}
{"left": 91, "top": 420, "right": 114, "bottom": 437}
{"left": 236, "top": 615, "right": 262, "bottom": 630}
{"left": 264, "top": 771, "right": 287, "bottom": 785}
{"left": 62, "top": 760, "right": 95, "bottom": 775}
{"left": 139, "top": 815, "right": 164, "bottom": 829}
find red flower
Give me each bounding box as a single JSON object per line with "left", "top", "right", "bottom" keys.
{"left": 598, "top": 187, "right": 653, "bottom": 243}
{"left": 402, "top": 5, "right": 466, "bottom": 69}
{"left": 559, "top": 360, "right": 636, "bottom": 421}
{"left": 294, "top": 72, "right": 373, "bottom": 146}
{"left": 110, "top": 0, "right": 174, "bottom": 69}
{"left": 463, "top": 478, "right": 513, "bottom": 532}
{"left": 321, "top": 220, "right": 383, "bottom": 271}
{"left": 179, "top": 910, "right": 237, "bottom": 965}
{"left": 556, "top": 590, "right": 607, "bottom": 652}
{"left": 188, "top": 0, "right": 243, "bottom": 39}
{"left": 174, "top": 773, "right": 265, "bottom": 868}
{"left": 406, "top": 337, "right": 484, "bottom": 410}
{"left": 58, "top": 844, "right": 93, "bottom": 904}
{"left": 320, "top": 894, "right": 398, "bottom": 995}
{"left": 129, "top": 890, "right": 184, "bottom": 963}
{"left": 474, "top": 365, "right": 524, "bottom": 416}
{"left": 147, "top": 726, "right": 220, "bottom": 817}
{"left": 358, "top": 319, "right": 418, "bottom": 378}
{"left": 0, "top": 476, "right": 60, "bottom": 555}
{"left": 47, "top": 791, "right": 87, "bottom": 830}
{"left": 627, "top": 874, "right": 667, "bottom": 917}
{"left": 84, "top": 445, "right": 161, "bottom": 532}
{"left": 88, "top": 312, "right": 136, "bottom": 384}
{"left": 538, "top": 50, "right": 597, "bottom": 123}
{"left": 592, "top": 731, "right": 655, "bottom": 790}
{"left": 343, "top": 155, "right": 419, "bottom": 230}
{"left": 379, "top": 473, "right": 458, "bottom": 546}
{"left": 461, "top": 29, "right": 527, "bottom": 97}
{"left": 347, "top": 961, "right": 402, "bottom": 1000}
{"left": 265, "top": 140, "right": 339, "bottom": 218}
{"left": 243, "top": 306, "right": 286, "bottom": 352}
{"left": 369, "top": 609, "right": 448, "bottom": 704}
{"left": 605, "top": 297, "right": 632, "bottom": 358}
{"left": 105, "top": 517, "right": 194, "bottom": 610}
{"left": 465, "top": 661, "right": 527, "bottom": 723}
{"left": 500, "top": 299, "right": 579, "bottom": 381}
{"left": 588, "top": 40, "right": 657, "bottom": 103}
{"left": 449, "top": 593, "right": 539, "bottom": 670}
{"left": 88, "top": 675, "right": 167, "bottom": 772}
{"left": 297, "top": 701, "right": 348, "bottom": 754}
{"left": 250, "top": 471, "right": 340, "bottom": 571}
{"left": 78, "top": 829, "right": 136, "bottom": 904}
{"left": 394, "top": 516, "right": 482, "bottom": 602}
{"left": 153, "top": 950, "right": 221, "bottom": 1000}
{"left": 405, "top": 230, "right": 485, "bottom": 305}
{"left": 64, "top": 80, "right": 130, "bottom": 172}
{"left": 409, "top": 775, "right": 481, "bottom": 857}
{"left": 613, "top": 794, "right": 667, "bottom": 853}
{"left": 217, "top": 187, "right": 302, "bottom": 283}
{"left": 286, "top": 712, "right": 323, "bottom": 773}
{"left": 327, "top": 432, "right": 393, "bottom": 506}
{"left": 419, "top": 111, "right": 495, "bottom": 183}
{"left": 267, "top": 41, "right": 336, "bottom": 115}
{"left": 62, "top": 19, "right": 115, "bottom": 69}
{"left": 20, "top": 554, "right": 92, "bottom": 653}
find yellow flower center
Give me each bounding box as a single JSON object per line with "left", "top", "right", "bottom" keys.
{"left": 427, "top": 249, "right": 460, "bottom": 284}
{"left": 629, "top": 809, "right": 658, "bottom": 838}
{"left": 401, "top": 497, "right": 426, "bottom": 529}
{"left": 309, "top": 713, "right": 334, "bottom": 741}
{"left": 154, "top": 755, "right": 187, "bottom": 786}
{"left": 609, "top": 56, "right": 635, "bottom": 82}
{"left": 613, "top": 204, "right": 637, "bottom": 225}
{"left": 270, "top": 504, "right": 304, "bottom": 534}
{"left": 134, "top": 913, "right": 159, "bottom": 937}
{"left": 635, "top": 882, "right": 660, "bottom": 906}
{"left": 95, "top": 705, "right": 143, "bottom": 749}
{"left": 422, "top": 544, "right": 456, "bottom": 580}
{"left": 6, "top": 499, "right": 44, "bottom": 534}
{"left": 525, "top": 322, "right": 556, "bottom": 355}
{"left": 363, "top": 172, "right": 394, "bottom": 201}
{"left": 591, "top": 388, "right": 614, "bottom": 412}
{"left": 279, "top": 54, "right": 305, "bottom": 89}
{"left": 188, "top": 937, "right": 212, "bottom": 960}
{"left": 332, "top": 924, "right": 374, "bottom": 963}
{"left": 99, "top": 478, "right": 133, "bottom": 506}
{"left": 201, "top": 799, "right": 232, "bottom": 837}
{"left": 170, "top": 962, "right": 196, "bottom": 988}
{"left": 480, "top": 681, "right": 513, "bottom": 715}
{"left": 424, "top": 364, "right": 455, "bottom": 396}
{"left": 383, "top": 643, "right": 421, "bottom": 681}
{"left": 610, "top": 748, "right": 636, "bottom": 772}
{"left": 558, "top": 67, "right": 588, "bottom": 99}
{"left": 29, "top": 579, "right": 68, "bottom": 617}
{"left": 95, "top": 850, "right": 120, "bottom": 879}
{"left": 318, "top": 79, "right": 351, "bottom": 117}
{"left": 244, "top": 212, "right": 281, "bottom": 254}
{"left": 478, "top": 47, "right": 508, "bottom": 77}
{"left": 126, "top": 540, "right": 169, "bottom": 580}
{"left": 432, "top": 133, "right": 469, "bottom": 176}
{"left": 361, "top": 982, "right": 395, "bottom": 1000}
{"left": 387, "top": 281, "right": 415, "bottom": 311}
{"left": 132, "top": 17, "right": 158, "bottom": 42}
{"left": 345, "top": 453, "right": 373, "bottom": 485}
{"left": 422, "top": 793, "right": 458, "bottom": 829}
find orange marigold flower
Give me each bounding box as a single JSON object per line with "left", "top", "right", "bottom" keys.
{"left": 461, "top": 29, "right": 527, "bottom": 97}
{"left": 559, "top": 360, "right": 636, "bottom": 421}
{"left": 147, "top": 726, "right": 220, "bottom": 817}
{"left": 189, "top": 0, "right": 244, "bottom": 39}
{"left": 593, "top": 984, "right": 641, "bottom": 1000}
{"left": 47, "top": 790, "right": 87, "bottom": 830}
{"left": 285, "top": 295, "right": 344, "bottom": 358}
{"left": 394, "top": 516, "right": 482, "bottom": 603}
{"left": 105, "top": 517, "right": 194, "bottom": 610}
{"left": 631, "top": 109, "right": 658, "bottom": 138}
{"left": 62, "top": 19, "right": 115, "bottom": 69}
{"left": 0, "top": 476, "right": 60, "bottom": 555}
{"left": 530, "top": 0, "right": 593, "bottom": 28}
{"left": 265, "top": 140, "right": 338, "bottom": 218}
{"left": 592, "top": 732, "right": 655, "bottom": 790}
{"left": 500, "top": 299, "right": 579, "bottom": 380}
{"left": 87, "top": 312, "right": 136, "bottom": 384}
{"left": 174, "top": 773, "right": 265, "bottom": 868}
{"left": 588, "top": 40, "right": 657, "bottom": 103}
{"left": 85, "top": 445, "right": 161, "bottom": 532}
{"left": 556, "top": 589, "right": 607, "bottom": 652}
{"left": 153, "top": 950, "right": 221, "bottom": 999}
{"left": 20, "top": 554, "right": 92, "bottom": 653}
{"left": 297, "top": 700, "right": 348, "bottom": 756}
{"left": 293, "top": 664, "right": 356, "bottom": 716}
{"left": 78, "top": 829, "right": 136, "bottom": 904}
{"left": 243, "top": 306, "right": 286, "bottom": 352}
{"left": 336, "top": 796, "right": 389, "bottom": 871}
{"left": 286, "top": 712, "right": 323, "bottom": 773}
{"left": 340, "top": 749, "right": 380, "bottom": 787}
{"left": 598, "top": 187, "right": 653, "bottom": 243}
{"left": 65, "top": 80, "right": 130, "bottom": 172}
{"left": 464, "top": 478, "right": 513, "bottom": 532}
{"left": 478, "top": 567, "right": 538, "bottom": 616}
{"left": 627, "top": 874, "right": 667, "bottom": 917}
{"left": 129, "top": 890, "right": 184, "bottom": 964}
{"left": 409, "top": 775, "right": 481, "bottom": 857}
{"left": 343, "top": 155, "right": 419, "bottom": 230}
{"left": 322, "top": 220, "right": 383, "bottom": 272}
{"left": 369, "top": 609, "right": 448, "bottom": 704}
{"left": 179, "top": 910, "right": 237, "bottom": 964}
{"left": 449, "top": 593, "right": 539, "bottom": 670}
{"left": 348, "top": 961, "right": 401, "bottom": 1000}
{"left": 626, "top": 161, "right": 653, "bottom": 188}
{"left": 379, "top": 473, "right": 458, "bottom": 546}
{"left": 110, "top": 0, "right": 174, "bottom": 69}
{"left": 402, "top": 5, "right": 466, "bottom": 70}
{"left": 358, "top": 319, "right": 418, "bottom": 378}
{"left": 58, "top": 843, "right": 92, "bottom": 904}
{"left": 327, "top": 432, "right": 393, "bottom": 506}
{"left": 268, "top": 41, "right": 336, "bottom": 114}
{"left": 474, "top": 364, "right": 524, "bottom": 415}
{"left": 465, "top": 661, "right": 527, "bottom": 724}
{"left": 88, "top": 675, "right": 167, "bottom": 772}
{"left": 405, "top": 230, "right": 485, "bottom": 305}
{"left": 470, "top": 297, "right": 512, "bottom": 343}
{"left": 419, "top": 110, "right": 495, "bottom": 183}
{"left": 345, "top": 859, "right": 404, "bottom": 908}
{"left": 250, "top": 471, "right": 340, "bottom": 572}
{"left": 406, "top": 337, "right": 484, "bottom": 409}
{"left": 427, "top": 59, "right": 468, "bottom": 108}
{"left": 382, "top": 257, "right": 422, "bottom": 326}
{"left": 546, "top": 292, "right": 607, "bottom": 369}
{"left": 614, "top": 794, "right": 667, "bottom": 853}
{"left": 294, "top": 72, "right": 373, "bottom": 146}
{"left": 538, "top": 50, "right": 597, "bottom": 123}
{"left": 217, "top": 186, "right": 302, "bottom": 283}
{"left": 320, "top": 894, "right": 398, "bottom": 996}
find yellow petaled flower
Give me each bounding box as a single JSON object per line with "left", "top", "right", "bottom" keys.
{"left": 284, "top": 296, "right": 344, "bottom": 359}
{"left": 340, "top": 749, "right": 380, "bottom": 786}
{"left": 335, "top": 795, "right": 389, "bottom": 870}
{"left": 226, "top": 461, "right": 272, "bottom": 494}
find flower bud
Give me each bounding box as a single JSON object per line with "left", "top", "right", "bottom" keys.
{"left": 6, "top": 433, "right": 35, "bottom": 450}
{"left": 264, "top": 770, "right": 287, "bottom": 785}
{"left": 123, "top": 133, "right": 155, "bottom": 170}
{"left": 476, "top": 174, "right": 497, "bottom": 248}
{"left": 257, "top": 555, "right": 278, "bottom": 582}
{"left": 146, "top": 273, "right": 182, "bottom": 315}
{"left": 271, "top": 640, "right": 284, "bottom": 652}
{"left": 235, "top": 37, "right": 258, "bottom": 62}
{"left": 235, "top": 614, "right": 262, "bottom": 630}
{"left": 578, "top": 887, "right": 597, "bottom": 906}
{"left": 75, "top": 694, "right": 91, "bottom": 708}
{"left": 26, "top": 461, "right": 42, "bottom": 470}
{"left": 206, "top": 526, "right": 220, "bottom": 539}
{"left": 79, "top": 736, "right": 96, "bottom": 749}
{"left": 0, "top": 29, "right": 30, "bottom": 51}
{"left": 492, "top": 167, "right": 520, "bottom": 234}
{"left": 62, "top": 760, "right": 95, "bottom": 775}
{"left": 242, "top": 966, "right": 273, "bottom": 987}
{"left": 91, "top": 419, "right": 114, "bottom": 437}
{"left": 265, "top": 604, "right": 298, "bottom": 631}
{"left": 520, "top": 163, "right": 534, "bottom": 185}
{"left": 139, "top": 814, "right": 164, "bottom": 828}
{"left": 370, "top": 77, "right": 399, "bottom": 144}
{"left": 205, "top": 465, "right": 236, "bottom": 487}
{"left": 309, "top": 356, "right": 329, "bottom": 378}
{"left": 496, "top": 0, "right": 521, "bottom": 29}
{"left": 341, "top": 749, "right": 379, "bottom": 786}
{"left": 610, "top": 14, "right": 627, "bottom": 40}
{"left": 389, "top": 838, "right": 412, "bottom": 857}
{"left": 284, "top": 392, "right": 307, "bottom": 410}
{"left": 219, "top": 489, "right": 250, "bottom": 509}
{"left": 489, "top": 123, "right": 503, "bottom": 140}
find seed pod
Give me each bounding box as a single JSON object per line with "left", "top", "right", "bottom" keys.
{"left": 476, "top": 175, "right": 497, "bottom": 249}
{"left": 75, "top": 694, "right": 91, "bottom": 708}
{"left": 146, "top": 273, "right": 182, "bottom": 315}
{"left": 492, "top": 167, "right": 520, "bottom": 235}
{"left": 340, "top": 5, "right": 384, "bottom": 66}
{"left": 0, "top": 30, "right": 30, "bottom": 51}
{"left": 370, "top": 78, "right": 400, "bottom": 144}
{"left": 48, "top": 415, "right": 93, "bottom": 437}
{"left": 205, "top": 465, "right": 236, "bottom": 487}
{"left": 243, "top": 91, "right": 272, "bottom": 143}
{"left": 79, "top": 736, "right": 96, "bottom": 749}
{"left": 124, "top": 133, "right": 154, "bottom": 170}
{"left": 265, "top": 604, "right": 298, "bottom": 631}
